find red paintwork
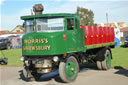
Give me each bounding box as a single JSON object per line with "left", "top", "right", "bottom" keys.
{"left": 111, "top": 27, "right": 115, "bottom": 42}
{"left": 98, "top": 27, "right": 103, "bottom": 43}
{"left": 63, "top": 33, "right": 66, "bottom": 40}
{"left": 80, "top": 26, "right": 115, "bottom": 46}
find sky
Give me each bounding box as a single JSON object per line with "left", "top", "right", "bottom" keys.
{"left": 0, "top": 0, "right": 128, "bottom": 31}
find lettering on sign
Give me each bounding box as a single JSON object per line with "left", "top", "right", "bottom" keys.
{"left": 23, "top": 38, "right": 50, "bottom": 51}
{"left": 24, "top": 39, "right": 48, "bottom": 44}
{"left": 23, "top": 45, "right": 51, "bottom": 51}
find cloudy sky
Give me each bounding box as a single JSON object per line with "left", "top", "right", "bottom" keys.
{"left": 0, "top": 0, "right": 128, "bottom": 31}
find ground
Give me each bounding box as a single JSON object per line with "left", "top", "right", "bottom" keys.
{"left": 0, "top": 66, "right": 128, "bottom": 85}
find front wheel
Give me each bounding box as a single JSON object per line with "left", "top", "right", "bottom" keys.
{"left": 59, "top": 56, "right": 79, "bottom": 83}
{"left": 23, "top": 66, "right": 35, "bottom": 81}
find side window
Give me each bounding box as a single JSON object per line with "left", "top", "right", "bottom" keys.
{"left": 67, "top": 18, "right": 74, "bottom": 30}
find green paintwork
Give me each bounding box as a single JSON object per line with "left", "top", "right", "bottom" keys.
{"left": 106, "top": 53, "right": 111, "bottom": 68}
{"left": 86, "top": 42, "right": 117, "bottom": 49}
{"left": 21, "top": 13, "right": 79, "bottom": 20}
{"left": 21, "top": 13, "right": 85, "bottom": 56}
{"left": 66, "top": 61, "right": 77, "bottom": 78}
{"left": 22, "top": 32, "right": 66, "bottom": 55}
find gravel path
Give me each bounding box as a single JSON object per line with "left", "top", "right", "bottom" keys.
{"left": 0, "top": 66, "right": 128, "bottom": 85}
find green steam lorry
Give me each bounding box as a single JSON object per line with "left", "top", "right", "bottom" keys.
{"left": 20, "top": 4, "right": 116, "bottom": 82}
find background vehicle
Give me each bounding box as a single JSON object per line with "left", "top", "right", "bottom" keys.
{"left": 124, "top": 36, "right": 128, "bottom": 47}
{"left": 20, "top": 4, "right": 116, "bottom": 82}
{"left": 0, "top": 51, "right": 8, "bottom": 65}
{"left": 0, "top": 38, "right": 11, "bottom": 50}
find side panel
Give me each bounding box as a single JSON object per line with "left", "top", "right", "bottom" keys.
{"left": 22, "top": 32, "right": 67, "bottom": 56}
{"left": 98, "top": 27, "right": 103, "bottom": 44}
{"left": 93, "top": 26, "right": 98, "bottom": 44}
{"left": 81, "top": 26, "right": 115, "bottom": 48}
{"left": 88, "top": 26, "right": 93, "bottom": 45}
{"left": 65, "top": 17, "right": 86, "bottom": 53}
{"left": 111, "top": 27, "right": 115, "bottom": 42}
{"left": 103, "top": 27, "right": 107, "bottom": 43}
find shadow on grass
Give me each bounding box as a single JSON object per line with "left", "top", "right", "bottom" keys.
{"left": 120, "top": 45, "right": 128, "bottom": 48}
{"left": 114, "top": 66, "right": 128, "bottom": 77}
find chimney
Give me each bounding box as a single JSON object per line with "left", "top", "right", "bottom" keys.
{"left": 33, "top": 4, "right": 44, "bottom": 15}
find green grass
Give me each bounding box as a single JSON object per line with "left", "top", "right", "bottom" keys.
{"left": 111, "top": 47, "right": 128, "bottom": 68}
{"left": 0, "top": 47, "right": 128, "bottom": 68}
{"left": 0, "top": 49, "right": 23, "bottom": 66}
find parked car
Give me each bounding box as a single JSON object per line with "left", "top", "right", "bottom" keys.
{"left": 124, "top": 36, "right": 128, "bottom": 47}
{"left": 0, "top": 38, "right": 11, "bottom": 50}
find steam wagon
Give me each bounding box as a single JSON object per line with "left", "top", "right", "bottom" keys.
{"left": 20, "top": 4, "right": 116, "bottom": 82}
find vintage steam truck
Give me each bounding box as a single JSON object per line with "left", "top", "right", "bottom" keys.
{"left": 20, "top": 4, "right": 116, "bottom": 82}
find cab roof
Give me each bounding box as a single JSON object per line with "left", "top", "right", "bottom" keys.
{"left": 21, "top": 13, "right": 78, "bottom": 20}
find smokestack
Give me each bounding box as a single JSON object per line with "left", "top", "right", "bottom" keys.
{"left": 33, "top": 4, "right": 44, "bottom": 15}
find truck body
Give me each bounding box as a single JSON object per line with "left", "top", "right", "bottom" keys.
{"left": 20, "top": 4, "right": 116, "bottom": 82}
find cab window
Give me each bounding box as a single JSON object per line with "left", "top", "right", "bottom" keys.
{"left": 67, "top": 18, "right": 74, "bottom": 30}
{"left": 23, "top": 20, "right": 34, "bottom": 33}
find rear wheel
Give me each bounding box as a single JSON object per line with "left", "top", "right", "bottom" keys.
{"left": 96, "top": 48, "right": 112, "bottom": 70}
{"left": 96, "top": 61, "right": 102, "bottom": 70}
{"left": 101, "top": 49, "right": 111, "bottom": 70}
{"left": 59, "top": 56, "right": 79, "bottom": 83}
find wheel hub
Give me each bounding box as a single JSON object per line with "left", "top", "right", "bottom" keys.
{"left": 66, "top": 61, "right": 76, "bottom": 78}
{"left": 106, "top": 53, "right": 111, "bottom": 68}
{"left": 71, "top": 68, "right": 74, "bottom": 72}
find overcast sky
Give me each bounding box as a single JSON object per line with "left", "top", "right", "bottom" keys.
{"left": 0, "top": 0, "right": 128, "bottom": 31}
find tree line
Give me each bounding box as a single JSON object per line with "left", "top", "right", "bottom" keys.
{"left": 76, "top": 6, "right": 94, "bottom": 26}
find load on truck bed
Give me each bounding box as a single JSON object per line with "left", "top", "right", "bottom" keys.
{"left": 80, "top": 26, "right": 115, "bottom": 49}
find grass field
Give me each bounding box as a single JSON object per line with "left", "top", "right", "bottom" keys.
{"left": 0, "top": 47, "right": 128, "bottom": 68}
{"left": 111, "top": 47, "right": 128, "bottom": 68}
{"left": 0, "top": 49, "right": 23, "bottom": 66}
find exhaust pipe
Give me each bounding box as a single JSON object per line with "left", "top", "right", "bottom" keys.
{"left": 33, "top": 4, "right": 44, "bottom": 15}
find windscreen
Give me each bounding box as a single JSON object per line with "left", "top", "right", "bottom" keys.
{"left": 24, "top": 20, "right": 34, "bottom": 33}
{"left": 36, "top": 18, "right": 64, "bottom": 32}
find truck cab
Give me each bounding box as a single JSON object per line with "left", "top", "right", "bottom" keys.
{"left": 21, "top": 14, "right": 85, "bottom": 56}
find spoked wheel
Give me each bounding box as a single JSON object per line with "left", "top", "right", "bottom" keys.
{"left": 96, "top": 48, "right": 112, "bottom": 70}
{"left": 59, "top": 56, "right": 79, "bottom": 83}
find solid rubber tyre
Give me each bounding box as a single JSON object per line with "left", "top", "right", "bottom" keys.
{"left": 23, "top": 67, "right": 35, "bottom": 81}
{"left": 59, "top": 56, "right": 79, "bottom": 83}
{"left": 96, "top": 61, "right": 102, "bottom": 70}
{"left": 101, "top": 49, "right": 111, "bottom": 70}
